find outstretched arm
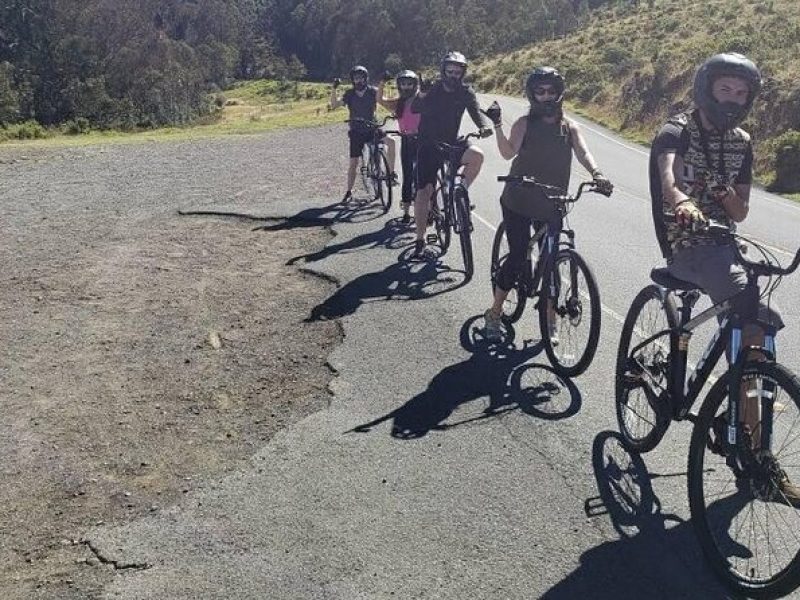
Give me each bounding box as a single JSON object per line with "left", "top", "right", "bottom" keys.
{"left": 494, "top": 116, "right": 526, "bottom": 160}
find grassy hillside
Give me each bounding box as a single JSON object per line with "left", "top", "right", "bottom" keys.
{"left": 473, "top": 0, "right": 800, "bottom": 193}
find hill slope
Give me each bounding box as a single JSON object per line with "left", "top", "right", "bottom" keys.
{"left": 473, "top": 0, "right": 800, "bottom": 192}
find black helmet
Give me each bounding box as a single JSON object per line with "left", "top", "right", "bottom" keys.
{"left": 692, "top": 53, "right": 761, "bottom": 131}
{"left": 350, "top": 64, "right": 369, "bottom": 83}
{"left": 441, "top": 51, "right": 468, "bottom": 86}
{"left": 525, "top": 67, "right": 565, "bottom": 116}
{"left": 395, "top": 70, "right": 419, "bottom": 98}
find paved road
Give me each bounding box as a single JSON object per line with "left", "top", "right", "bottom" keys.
{"left": 88, "top": 97, "right": 800, "bottom": 599}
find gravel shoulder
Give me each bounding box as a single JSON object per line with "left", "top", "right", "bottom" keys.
{"left": 0, "top": 128, "right": 347, "bottom": 598}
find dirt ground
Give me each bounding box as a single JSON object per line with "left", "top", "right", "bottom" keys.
{"left": 0, "top": 128, "right": 347, "bottom": 598}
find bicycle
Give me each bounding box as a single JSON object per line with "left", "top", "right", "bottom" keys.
{"left": 615, "top": 220, "right": 800, "bottom": 598}
{"left": 346, "top": 116, "right": 394, "bottom": 213}
{"left": 489, "top": 176, "right": 610, "bottom": 377}
{"left": 425, "top": 131, "right": 488, "bottom": 280}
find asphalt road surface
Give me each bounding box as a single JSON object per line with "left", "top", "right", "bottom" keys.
{"left": 87, "top": 96, "right": 800, "bottom": 599}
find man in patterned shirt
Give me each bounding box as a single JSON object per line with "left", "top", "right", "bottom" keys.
{"left": 650, "top": 53, "right": 798, "bottom": 501}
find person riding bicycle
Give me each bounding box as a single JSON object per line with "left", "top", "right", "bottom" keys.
{"left": 482, "top": 67, "right": 613, "bottom": 341}
{"left": 649, "top": 52, "right": 798, "bottom": 501}
{"left": 379, "top": 69, "right": 421, "bottom": 224}
{"left": 410, "top": 51, "right": 493, "bottom": 258}
{"left": 329, "top": 65, "right": 397, "bottom": 203}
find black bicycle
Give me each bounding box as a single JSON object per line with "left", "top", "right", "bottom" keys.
{"left": 490, "top": 176, "right": 609, "bottom": 377}
{"left": 426, "top": 131, "right": 488, "bottom": 280}
{"left": 615, "top": 221, "right": 800, "bottom": 598}
{"left": 346, "top": 116, "right": 393, "bottom": 213}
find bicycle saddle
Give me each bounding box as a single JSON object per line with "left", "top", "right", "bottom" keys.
{"left": 650, "top": 267, "right": 700, "bottom": 291}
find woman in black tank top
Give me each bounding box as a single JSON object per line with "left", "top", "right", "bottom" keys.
{"left": 482, "top": 67, "right": 613, "bottom": 341}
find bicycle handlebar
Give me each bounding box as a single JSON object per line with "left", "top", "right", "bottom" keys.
{"left": 497, "top": 175, "right": 609, "bottom": 201}
{"left": 667, "top": 217, "right": 800, "bottom": 277}
{"left": 345, "top": 115, "right": 394, "bottom": 128}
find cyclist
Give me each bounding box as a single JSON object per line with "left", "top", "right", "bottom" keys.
{"left": 379, "top": 69, "right": 421, "bottom": 224}
{"left": 410, "top": 51, "right": 493, "bottom": 257}
{"left": 329, "top": 65, "right": 397, "bottom": 203}
{"left": 482, "top": 67, "right": 612, "bottom": 341}
{"left": 649, "top": 52, "right": 798, "bottom": 501}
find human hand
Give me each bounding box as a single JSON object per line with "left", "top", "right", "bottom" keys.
{"left": 381, "top": 70, "right": 392, "bottom": 82}
{"left": 332, "top": 77, "right": 341, "bottom": 89}
{"left": 591, "top": 170, "right": 613, "bottom": 196}
{"left": 484, "top": 101, "right": 502, "bottom": 126}
{"left": 675, "top": 200, "right": 707, "bottom": 230}
{"left": 479, "top": 127, "right": 494, "bottom": 139}
{"left": 419, "top": 79, "right": 432, "bottom": 95}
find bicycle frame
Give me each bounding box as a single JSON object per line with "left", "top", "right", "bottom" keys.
{"left": 630, "top": 281, "right": 778, "bottom": 449}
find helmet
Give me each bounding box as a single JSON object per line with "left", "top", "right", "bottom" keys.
{"left": 525, "top": 67, "right": 565, "bottom": 117}
{"left": 350, "top": 65, "right": 369, "bottom": 89}
{"left": 395, "top": 70, "right": 419, "bottom": 98}
{"left": 440, "top": 51, "right": 468, "bottom": 86}
{"left": 692, "top": 53, "right": 762, "bottom": 130}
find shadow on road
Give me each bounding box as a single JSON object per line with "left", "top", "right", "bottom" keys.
{"left": 543, "top": 431, "right": 728, "bottom": 599}
{"left": 348, "top": 316, "right": 582, "bottom": 438}
{"left": 305, "top": 257, "right": 471, "bottom": 322}
{"left": 287, "top": 216, "right": 414, "bottom": 266}
{"left": 255, "top": 197, "right": 387, "bottom": 231}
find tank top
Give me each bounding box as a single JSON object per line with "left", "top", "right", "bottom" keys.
{"left": 500, "top": 116, "right": 573, "bottom": 219}
{"left": 397, "top": 101, "right": 421, "bottom": 135}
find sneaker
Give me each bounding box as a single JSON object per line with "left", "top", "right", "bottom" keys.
{"left": 341, "top": 190, "right": 353, "bottom": 203}
{"left": 412, "top": 240, "right": 436, "bottom": 260}
{"left": 484, "top": 309, "right": 503, "bottom": 342}
{"left": 400, "top": 201, "right": 412, "bottom": 224}
{"left": 778, "top": 471, "right": 800, "bottom": 507}
{"left": 401, "top": 212, "right": 412, "bottom": 224}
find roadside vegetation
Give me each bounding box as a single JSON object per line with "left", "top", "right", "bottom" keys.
{"left": 472, "top": 0, "right": 800, "bottom": 193}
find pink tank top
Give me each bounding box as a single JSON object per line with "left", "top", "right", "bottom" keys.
{"left": 397, "top": 102, "right": 421, "bottom": 135}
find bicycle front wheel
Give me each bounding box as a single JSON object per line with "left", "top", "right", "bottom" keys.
{"left": 489, "top": 222, "right": 528, "bottom": 323}
{"left": 615, "top": 284, "right": 677, "bottom": 453}
{"left": 688, "top": 361, "right": 800, "bottom": 599}
{"left": 454, "top": 187, "right": 474, "bottom": 280}
{"left": 430, "top": 184, "right": 451, "bottom": 254}
{"left": 359, "top": 144, "right": 372, "bottom": 195}
{"left": 375, "top": 148, "right": 393, "bottom": 212}
{"left": 539, "top": 249, "right": 600, "bottom": 378}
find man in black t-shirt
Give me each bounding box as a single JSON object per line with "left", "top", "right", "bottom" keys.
{"left": 329, "top": 65, "right": 396, "bottom": 202}
{"left": 650, "top": 53, "right": 798, "bottom": 502}
{"left": 409, "top": 52, "right": 492, "bottom": 257}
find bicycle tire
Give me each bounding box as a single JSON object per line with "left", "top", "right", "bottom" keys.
{"left": 454, "top": 187, "right": 474, "bottom": 280}
{"left": 359, "top": 144, "right": 372, "bottom": 195}
{"left": 539, "top": 249, "right": 601, "bottom": 378}
{"left": 431, "top": 184, "right": 451, "bottom": 254}
{"left": 489, "top": 222, "right": 530, "bottom": 324}
{"left": 376, "top": 149, "right": 393, "bottom": 212}
{"left": 614, "top": 284, "right": 677, "bottom": 453}
{"left": 688, "top": 361, "right": 800, "bottom": 599}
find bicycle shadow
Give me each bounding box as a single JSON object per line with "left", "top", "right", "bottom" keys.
{"left": 254, "top": 197, "right": 386, "bottom": 231}
{"left": 543, "top": 431, "right": 729, "bottom": 599}
{"left": 347, "top": 316, "right": 582, "bottom": 438}
{"left": 287, "top": 217, "right": 414, "bottom": 266}
{"left": 305, "top": 259, "right": 471, "bottom": 322}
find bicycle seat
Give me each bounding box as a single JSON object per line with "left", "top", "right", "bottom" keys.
{"left": 650, "top": 267, "right": 700, "bottom": 291}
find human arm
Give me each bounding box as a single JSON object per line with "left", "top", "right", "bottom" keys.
{"left": 377, "top": 80, "right": 398, "bottom": 112}
{"left": 464, "top": 87, "right": 490, "bottom": 135}
{"left": 709, "top": 141, "right": 752, "bottom": 222}
{"left": 569, "top": 120, "right": 612, "bottom": 193}
{"left": 329, "top": 81, "right": 345, "bottom": 111}
{"left": 658, "top": 151, "right": 705, "bottom": 226}
{"left": 494, "top": 115, "right": 527, "bottom": 160}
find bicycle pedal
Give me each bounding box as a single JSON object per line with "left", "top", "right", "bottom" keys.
{"left": 426, "top": 234, "right": 438, "bottom": 244}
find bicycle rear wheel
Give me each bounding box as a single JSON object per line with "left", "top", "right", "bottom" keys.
{"left": 489, "top": 222, "right": 528, "bottom": 323}
{"left": 374, "top": 148, "right": 393, "bottom": 213}
{"left": 688, "top": 361, "right": 800, "bottom": 599}
{"left": 539, "top": 249, "right": 601, "bottom": 378}
{"left": 454, "top": 186, "right": 474, "bottom": 280}
{"left": 615, "top": 284, "right": 676, "bottom": 452}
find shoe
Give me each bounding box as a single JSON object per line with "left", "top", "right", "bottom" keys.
{"left": 412, "top": 239, "right": 426, "bottom": 257}
{"left": 484, "top": 309, "right": 503, "bottom": 342}
{"left": 389, "top": 172, "right": 399, "bottom": 186}
{"left": 400, "top": 201, "right": 412, "bottom": 224}
{"left": 401, "top": 212, "right": 411, "bottom": 224}
{"left": 778, "top": 471, "right": 800, "bottom": 507}
{"left": 341, "top": 190, "right": 353, "bottom": 203}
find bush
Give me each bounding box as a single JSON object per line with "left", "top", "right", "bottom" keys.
{"left": 64, "top": 117, "right": 91, "bottom": 135}
{"left": 769, "top": 130, "right": 800, "bottom": 193}
{"left": 13, "top": 120, "right": 47, "bottom": 139}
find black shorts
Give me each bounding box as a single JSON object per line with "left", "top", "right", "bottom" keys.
{"left": 348, "top": 129, "right": 373, "bottom": 158}
{"left": 416, "top": 140, "right": 468, "bottom": 189}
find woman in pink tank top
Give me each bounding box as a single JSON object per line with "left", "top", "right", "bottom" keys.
{"left": 378, "top": 70, "right": 420, "bottom": 223}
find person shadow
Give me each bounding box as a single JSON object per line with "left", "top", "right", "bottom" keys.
{"left": 305, "top": 257, "right": 473, "bottom": 322}
{"left": 287, "top": 216, "right": 414, "bottom": 266}
{"left": 543, "top": 431, "right": 735, "bottom": 599}
{"left": 347, "top": 316, "right": 583, "bottom": 438}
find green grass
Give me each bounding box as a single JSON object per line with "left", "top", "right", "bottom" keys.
{"left": 0, "top": 80, "right": 343, "bottom": 149}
